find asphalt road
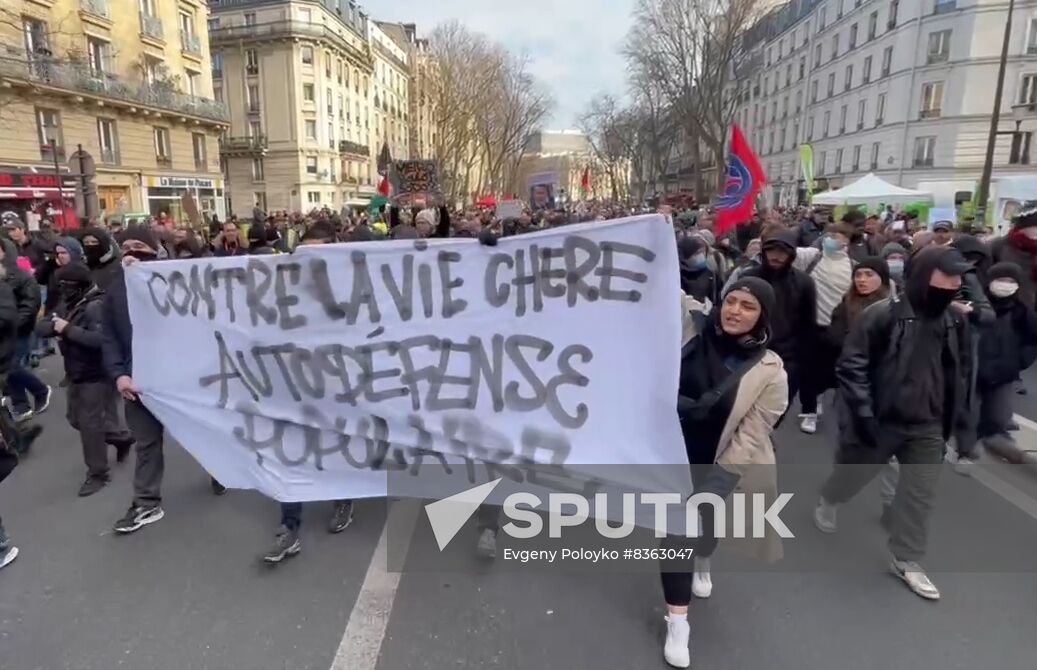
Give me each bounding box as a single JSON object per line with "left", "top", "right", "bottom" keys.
{"left": 2, "top": 358, "right": 1037, "bottom": 670}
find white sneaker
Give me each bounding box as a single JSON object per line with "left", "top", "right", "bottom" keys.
{"left": 813, "top": 497, "right": 838, "bottom": 533}
{"left": 891, "top": 559, "right": 941, "bottom": 601}
{"left": 0, "top": 545, "right": 18, "bottom": 571}
{"left": 691, "top": 557, "right": 712, "bottom": 599}
{"left": 799, "top": 414, "right": 818, "bottom": 434}
{"left": 953, "top": 455, "right": 976, "bottom": 476}
{"left": 663, "top": 615, "right": 691, "bottom": 668}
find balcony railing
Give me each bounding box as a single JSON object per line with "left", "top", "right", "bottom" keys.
{"left": 156, "top": 155, "right": 172, "bottom": 168}
{"left": 212, "top": 67, "right": 222, "bottom": 79}
{"left": 338, "top": 139, "right": 368, "bottom": 156}
{"left": 140, "top": 14, "right": 164, "bottom": 40}
{"left": 80, "top": 0, "right": 109, "bottom": 19}
{"left": 181, "top": 31, "right": 202, "bottom": 55}
{"left": 209, "top": 21, "right": 371, "bottom": 67}
{"left": 40, "top": 142, "right": 66, "bottom": 160}
{"left": 920, "top": 108, "right": 942, "bottom": 119}
{"left": 220, "top": 135, "right": 267, "bottom": 153}
{"left": 0, "top": 53, "right": 229, "bottom": 123}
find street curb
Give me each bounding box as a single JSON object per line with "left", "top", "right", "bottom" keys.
{"left": 984, "top": 439, "right": 1037, "bottom": 475}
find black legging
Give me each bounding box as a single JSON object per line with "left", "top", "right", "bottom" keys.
{"left": 660, "top": 464, "right": 721, "bottom": 607}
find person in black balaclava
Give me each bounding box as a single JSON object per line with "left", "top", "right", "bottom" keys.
{"left": 79, "top": 226, "right": 120, "bottom": 291}
{"left": 815, "top": 246, "right": 973, "bottom": 602}
{"left": 676, "top": 235, "right": 719, "bottom": 306}
{"left": 739, "top": 228, "right": 816, "bottom": 419}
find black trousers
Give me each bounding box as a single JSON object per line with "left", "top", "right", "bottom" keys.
{"left": 125, "top": 400, "right": 165, "bottom": 508}
{"left": 659, "top": 464, "right": 720, "bottom": 607}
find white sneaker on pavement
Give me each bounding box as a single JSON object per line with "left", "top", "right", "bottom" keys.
{"left": 953, "top": 455, "right": 976, "bottom": 476}
{"left": 663, "top": 614, "right": 691, "bottom": 668}
{"left": 891, "top": 559, "right": 940, "bottom": 600}
{"left": 691, "top": 557, "right": 712, "bottom": 599}
{"left": 813, "top": 497, "right": 838, "bottom": 533}
{"left": 799, "top": 413, "right": 817, "bottom": 434}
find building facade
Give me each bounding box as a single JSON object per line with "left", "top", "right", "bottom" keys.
{"left": 368, "top": 21, "right": 410, "bottom": 166}
{"left": 375, "top": 21, "right": 435, "bottom": 160}
{"left": 0, "top": 0, "right": 227, "bottom": 225}
{"left": 733, "top": 0, "right": 1037, "bottom": 207}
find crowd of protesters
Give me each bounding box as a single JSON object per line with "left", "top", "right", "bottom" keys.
{"left": 2, "top": 197, "right": 1037, "bottom": 670}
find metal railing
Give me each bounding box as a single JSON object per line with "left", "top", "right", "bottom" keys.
{"left": 140, "top": 14, "right": 164, "bottom": 40}
{"left": 219, "top": 135, "right": 268, "bottom": 152}
{"left": 80, "top": 0, "right": 110, "bottom": 19}
{"left": 181, "top": 31, "right": 202, "bottom": 55}
{"left": 0, "top": 53, "right": 228, "bottom": 122}
{"left": 209, "top": 21, "right": 371, "bottom": 66}
{"left": 338, "top": 140, "right": 368, "bottom": 156}
{"left": 156, "top": 155, "right": 172, "bottom": 167}
{"left": 920, "top": 108, "right": 942, "bottom": 120}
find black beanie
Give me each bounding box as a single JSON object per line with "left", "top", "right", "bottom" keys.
{"left": 723, "top": 276, "right": 776, "bottom": 322}
{"left": 54, "top": 262, "right": 93, "bottom": 286}
{"left": 988, "top": 261, "right": 1023, "bottom": 284}
{"left": 120, "top": 226, "right": 158, "bottom": 251}
{"left": 854, "top": 255, "right": 891, "bottom": 286}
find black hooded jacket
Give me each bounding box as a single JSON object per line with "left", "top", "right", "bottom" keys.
{"left": 35, "top": 286, "right": 108, "bottom": 383}
{"left": 836, "top": 247, "right": 972, "bottom": 443}
{"left": 80, "top": 227, "right": 121, "bottom": 291}
{"left": 739, "top": 229, "right": 817, "bottom": 369}
{"left": 0, "top": 238, "right": 41, "bottom": 338}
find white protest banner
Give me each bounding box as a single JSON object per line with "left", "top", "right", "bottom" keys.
{"left": 125, "top": 215, "right": 689, "bottom": 502}
{"left": 497, "top": 200, "right": 524, "bottom": 220}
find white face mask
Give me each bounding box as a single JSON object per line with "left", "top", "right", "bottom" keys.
{"left": 1022, "top": 227, "right": 1037, "bottom": 240}
{"left": 989, "top": 279, "right": 1019, "bottom": 298}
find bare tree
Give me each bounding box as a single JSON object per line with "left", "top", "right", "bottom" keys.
{"left": 625, "top": 0, "right": 762, "bottom": 199}
{"left": 628, "top": 73, "right": 677, "bottom": 201}
{"left": 577, "top": 95, "right": 638, "bottom": 202}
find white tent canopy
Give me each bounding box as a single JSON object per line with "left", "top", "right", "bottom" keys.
{"left": 812, "top": 173, "right": 933, "bottom": 206}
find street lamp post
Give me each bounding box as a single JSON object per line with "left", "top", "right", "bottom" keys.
{"left": 975, "top": 0, "right": 1015, "bottom": 224}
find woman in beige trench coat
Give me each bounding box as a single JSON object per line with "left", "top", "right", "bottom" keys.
{"left": 662, "top": 277, "right": 789, "bottom": 669}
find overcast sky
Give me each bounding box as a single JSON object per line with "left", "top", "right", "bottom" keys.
{"left": 371, "top": 0, "right": 635, "bottom": 129}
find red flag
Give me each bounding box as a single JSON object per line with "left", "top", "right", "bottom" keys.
{"left": 715, "top": 123, "right": 766, "bottom": 236}
{"left": 377, "top": 174, "right": 391, "bottom": 197}
{"left": 580, "top": 167, "right": 591, "bottom": 195}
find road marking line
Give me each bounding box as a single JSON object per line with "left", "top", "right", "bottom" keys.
{"left": 970, "top": 466, "right": 1037, "bottom": 521}
{"left": 329, "top": 500, "right": 420, "bottom": 670}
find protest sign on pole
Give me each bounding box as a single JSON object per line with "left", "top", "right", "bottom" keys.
{"left": 125, "top": 216, "right": 687, "bottom": 502}
{"left": 526, "top": 172, "right": 558, "bottom": 211}
{"left": 496, "top": 199, "right": 524, "bottom": 220}
{"left": 391, "top": 160, "right": 439, "bottom": 206}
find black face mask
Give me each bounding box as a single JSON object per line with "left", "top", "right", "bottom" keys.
{"left": 124, "top": 249, "right": 157, "bottom": 262}
{"left": 59, "top": 282, "right": 89, "bottom": 306}
{"left": 922, "top": 285, "right": 957, "bottom": 317}
{"left": 83, "top": 244, "right": 104, "bottom": 267}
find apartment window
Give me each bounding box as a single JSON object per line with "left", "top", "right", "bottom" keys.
{"left": 185, "top": 70, "right": 199, "bottom": 97}
{"left": 153, "top": 127, "right": 171, "bottom": 166}
{"left": 806, "top": 116, "right": 814, "bottom": 141}
{"left": 249, "top": 120, "right": 262, "bottom": 138}
{"left": 1010, "top": 132, "right": 1032, "bottom": 165}
{"left": 786, "top": 64, "right": 793, "bottom": 87}
{"left": 307, "top": 191, "right": 320, "bottom": 204}
{"left": 23, "top": 17, "right": 49, "bottom": 57}
{"left": 212, "top": 53, "right": 223, "bottom": 79}
{"left": 871, "top": 141, "right": 880, "bottom": 169}
{"left": 97, "top": 118, "right": 119, "bottom": 164}
{"left": 852, "top": 145, "right": 861, "bottom": 171}
{"left": 764, "top": 76, "right": 770, "bottom": 95}
{"left": 849, "top": 24, "right": 858, "bottom": 50}
{"left": 328, "top": 122, "right": 334, "bottom": 149}
{"left": 244, "top": 12, "right": 256, "bottom": 26}
{"left": 818, "top": 150, "right": 827, "bottom": 176}
{"left": 326, "top": 87, "right": 333, "bottom": 113}
{"left": 814, "top": 43, "right": 823, "bottom": 67}
{"left": 839, "top": 105, "right": 848, "bottom": 133}
{"left": 823, "top": 110, "right": 831, "bottom": 137}
{"left": 863, "top": 56, "right": 873, "bottom": 83}
{"left": 831, "top": 34, "right": 840, "bottom": 60}
{"left": 881, "top": 46, "right": 893, "bottom": 76}
{"left": 933, "top": 0, "right": 956, "bottom": 15}
{"left": 857, "top": 100, "right": 867, "bottom": 129}
{"left": 837, "top": 0, "right": 844, "bottom": 19}
{"left": 771, "top": 101, "right": 777, "bottom": 122}
{"left": 793, "top": 121, "right": 800, "bottom": 144}
{"left": 766, "top": 48, "right": 772, "bottom": 67}
{"left": 36, "top": 108, "right": 63, "bottom": 158}
{"left": 920, "top": 81, "right": 944, "bottom": 118}
{"left": 927, "top": 30, "right": 951, "bottom": 64}
{"left": 301, "top": 46, "right": 313, "bottom": 65}
{"left": 213, "top": 84, "right": 223, "bottom": 103}
{"left": 913, "top": 136, "right": 936, "bottom": 167}
{"left": 139, "top": 0, "right": 156, "bottom": 17}
{"left": 811, "top": 79, "right": 819, "bottom": 102}
{"left": 818, "top": 6, "right": 826, "bottom": 32}
{"left": 876, "top": 92, "right": 886, "bottom": 124}
{"left": 303, "top": 84, "right": 315, "bottom": 102}
{"left": 827, "top": 73, "right": 835, "bottom": 97}
{"left": 247, "top": 84, "right": 260, "bottom": 112}
{"left": 1028, "top": 19, "right": 1037, "bottom": 55}
{"left": 87, "top": 37, "right": 110, "bottom": 75}
{"left": 768, "top": 131, "right": 774, "bottom": 154}
{"left": 305, "top": 120, "right": 317, "bottom": 140}
{"left": 251, "top": 157, "right": 265, "bottom": 181}
{"left": 325, "top": 54, "right": 332, "bottom": 78}
{"left": 889, "top": 1, "right": 899, "bottom": 29}
{"left": 245, "top": 48, "right": 259, "bottom": 75}
{"left": 834, "top": 148, "right": 843, "bottom": 173}
{"left": 782, "top": 96, "right": 788, "bottom": 118}
{"left": 1019, "top": 74, "right": 1037, "bottom": 106}
{"left": 845, "top": 64, "right": 853, "bottom": 91}
{"left": 207, "top": 17, "right": 219, "bottom": 32}
{"left": 306, "top": 157, "right": 318, "bottom": 175}
{"left": 192, "top": 133, "right": 206, "bottom": 170}
{"left": 795, "top": 90, "right": 802, "bottom": 113}
{"left": 799, "top": 56, "right": 806, "bottom": 80}
{"left": 178, "top": 10, "right": 195, "bottom": 39}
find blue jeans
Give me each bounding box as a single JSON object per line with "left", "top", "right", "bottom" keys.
{"left": 7, "top": 337, "right": 48, "bottom": 413}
